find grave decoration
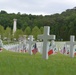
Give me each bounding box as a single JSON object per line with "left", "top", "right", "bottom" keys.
{"left": 60, "top": 44, "right": 67, "bottom": 54}
{"left": 32, "top": 43, "right": 38, "bottom": 54}
{"left": 48, "top": 40, "right": 58, "bottom": 56}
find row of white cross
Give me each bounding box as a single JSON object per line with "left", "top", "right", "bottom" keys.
{"left": 3, "top": 44, "right": 24, "bottom": 52}
{"left": 2, "top": 26, "right": 76, "bottom": 59}
{"left": 27, "top": 26, "right": 76, "bottom": 59}
{"left": 32, "top": 26, "right": 76, "bottom": 59}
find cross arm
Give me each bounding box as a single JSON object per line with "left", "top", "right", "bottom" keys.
{"left": 47, "top": 35, "right": 56, "bottom": 40}
{"left": 37, "top": 35, "right": 43, "bottom": 40}
{"left": 73, "top": 42, "right": 76, "bottom": 45}
{"left": 66, "top": 42, "right": 70, "bottom": 45}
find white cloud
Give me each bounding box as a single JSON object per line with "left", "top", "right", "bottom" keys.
{"left": 0, "top": 0, "right": 76, "bottom": 15}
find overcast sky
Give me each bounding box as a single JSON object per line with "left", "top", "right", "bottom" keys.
{"left": 0, "top": 0, "right": 76, "bottom": 15}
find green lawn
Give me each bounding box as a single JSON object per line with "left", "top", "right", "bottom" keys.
{"left": 0, "top": 50, "right": 76, "bottom": 75}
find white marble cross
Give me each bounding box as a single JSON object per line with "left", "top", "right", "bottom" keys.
{"left": 38, "top": 26, "right": 56, "bottom": 59}
{"left": 27, "top": 35, "right": 36, "bottom": 55}
{"left": 66, "top": 35, "right": 76, "bottom": 58}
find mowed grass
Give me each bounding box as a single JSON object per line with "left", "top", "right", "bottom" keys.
{"left": 0, "top": 50, "right": 76, "bottom": 75}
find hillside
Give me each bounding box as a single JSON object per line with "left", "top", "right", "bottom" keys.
{"left": 0, "top": 7, "right": 76, "bottom": 40}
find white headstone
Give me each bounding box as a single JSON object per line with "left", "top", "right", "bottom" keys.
{"left": 66, "top": 35, "right": 76, "bottom": 58}
{"left": 38, "top": 26, "right": 56, "bottom": 59}
{"left": 13, "top": 19, "right": 17, "bottom": 34}
{"left": 36, "top": 42, "right": 43, "bottom": 54}
{"left": 27, "top": 35, "right": 36, "bottom": 55}
{"left": 50, "top": 40, "right": 58, "bottom": 53}
{"left": 0, "top": 35, "right": 3, "bottom": 51}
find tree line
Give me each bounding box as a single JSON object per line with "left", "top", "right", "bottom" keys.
{"left": 0, "top": 7, "right": 76, "bottom": 41}
{"left": 0, "top": 25, "right": 43, "bottom": 41}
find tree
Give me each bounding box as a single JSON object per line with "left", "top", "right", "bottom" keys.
{"left": 60, "top": 25, "right": 68, "bottom": 40}
{"left": 22, "top": 22, "right": 28, "bottom": 31}
{"left": 24, "top": 26, "right": 31, "bottom": 36}
{"left": 32, "top": 26, "right": 41, "bottom": 39}
{"left": 14, "top": 29, "right": 23, "bottom": 40}
{"left": 0, "top": 10, "right": 7, "bottom": 14}
{"left": 4, "top": 27, "right": 11, "bottom": 40}
{"left": 40, "top": 27, "right": 44, "bottom": 34}
{"left": 0, "top": 7, "right": 76, "bottom": 41}
{"left": 68, "top": 22, "right": 74, "bottom": 35}
{"left": 0, "top": 25, "right": 4, "bottom": 39}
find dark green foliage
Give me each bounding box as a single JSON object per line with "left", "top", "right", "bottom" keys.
{"left": 0, "top": 7, "right": 76, "bottom": 40}
{"left": 31, "top": 26, "right": 41, "bottom": 39}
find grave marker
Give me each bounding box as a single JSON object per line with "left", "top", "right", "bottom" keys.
{"left": 66, "top": 35, "right": 76, "bottom": 58}
{"left": 0, "top": 35, "right": 3, "bottom": 52}
{"left": 27, "top": 35, "right": 36, "bottom": 55}
{"left": 38, "top": 26, "right": 55, "bottom": 59}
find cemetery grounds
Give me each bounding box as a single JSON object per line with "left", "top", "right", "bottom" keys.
{"left": 0, "top": 49, "right": 76, "bottom": 75}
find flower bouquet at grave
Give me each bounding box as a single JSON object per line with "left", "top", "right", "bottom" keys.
{"left": 48, "top": 50, "right": 53, "bottom": 56}
{"left": 48, "top": 43, "right": 53, "bottom": 56}
{"left": 48, "top": 47, "right": 57, "bottom": 56}
{"left": 48, "top": 43, "right": 58, "bottom": 56}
